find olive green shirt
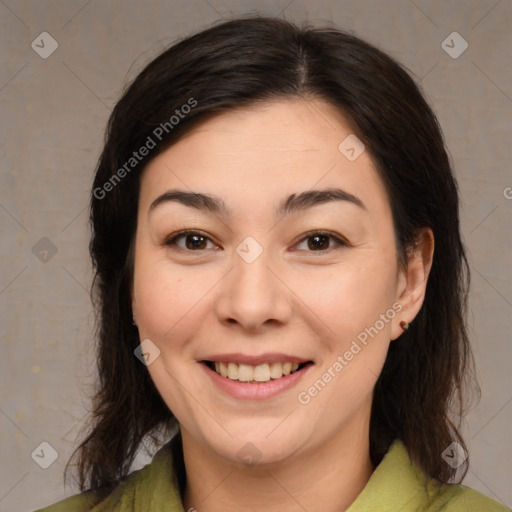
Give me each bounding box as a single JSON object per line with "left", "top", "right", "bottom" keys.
{"left": 35, "top": 439, "right": 509, "bottom": 511}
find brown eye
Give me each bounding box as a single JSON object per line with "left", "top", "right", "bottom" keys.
{"left": 295, "top": 231, "right": 347, "bottom": 252}
{"left": 183, "top": 234, "right": 208, "bottom": 250}
{"left": 164, "top": 231, "right": 216, "bottom": 251}
{"left": 307, "top": 234, "right": 330, "bottom": 250}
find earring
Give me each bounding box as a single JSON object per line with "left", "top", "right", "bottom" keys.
{"left": 400, "top": 320, "right": 409, "bottom": 331}
{"left": 132, "top": 315, "right": 137, "bottom": 326}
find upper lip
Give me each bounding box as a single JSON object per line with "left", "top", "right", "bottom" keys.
{"left": 201, "top": 353, "right": 312, "bottom": 366}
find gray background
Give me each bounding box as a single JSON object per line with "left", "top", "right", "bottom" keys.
{"left": 0, "top": 1, "right": 511, "bottom": 511}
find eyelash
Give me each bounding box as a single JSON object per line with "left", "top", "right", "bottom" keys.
{"left": 162, "top": 229, "right": 348, "bottom": 254}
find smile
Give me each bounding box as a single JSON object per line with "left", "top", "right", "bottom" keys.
{"left": 206, "top": 361, "right": 307, "bottom": 383}
{"left": 200, "top": 357, "right": 314, "bottom": 400}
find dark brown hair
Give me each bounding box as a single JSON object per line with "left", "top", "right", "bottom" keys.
{"left": 65, "top": 14, "right": 478, "bottom": 504}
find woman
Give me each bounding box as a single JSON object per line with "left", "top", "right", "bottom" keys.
{"left": 36, "top": 15, "right": 508, "bottom": 512}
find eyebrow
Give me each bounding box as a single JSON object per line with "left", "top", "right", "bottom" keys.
{"left": 148, "top": 187, "right": 366, "bottom": 218}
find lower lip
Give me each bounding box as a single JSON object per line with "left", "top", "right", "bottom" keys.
{"left": 202, "top": 362, "right": 313, "bottom": 400}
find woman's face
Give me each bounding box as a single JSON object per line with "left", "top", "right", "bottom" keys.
{"left": 132, "top": 98, "right": 425, "bottom": 466}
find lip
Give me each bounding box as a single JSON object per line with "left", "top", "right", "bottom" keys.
{"left": 201, "top": 360, "right": 314, "bottom": 400}
{"left": 201, "top": 352, "right": 311, "bottom": 366}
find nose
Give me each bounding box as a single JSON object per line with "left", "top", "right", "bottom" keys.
{"left": 215, "top": 245, "right": 293, "bottom": 332}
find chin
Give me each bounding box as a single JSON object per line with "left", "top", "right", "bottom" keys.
{"left": 197, "top": 423, "right": 308, "bottom": 468}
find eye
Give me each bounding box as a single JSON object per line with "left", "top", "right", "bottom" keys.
{"left": 163, "top": 230, "right": 218, "bottom": 252}
{"left": 294, "top": 231, "right": 348, "bottom": 253}
{"left": 163, "top": 229, "right": 347, "bottom": 254}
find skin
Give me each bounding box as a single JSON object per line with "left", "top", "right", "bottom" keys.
{"left": 131, "top": 97, "right": 434, "bottom": 512}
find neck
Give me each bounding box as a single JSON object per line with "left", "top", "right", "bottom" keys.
{"left": 181, "top": 414, "right": 374, "bottom": 512}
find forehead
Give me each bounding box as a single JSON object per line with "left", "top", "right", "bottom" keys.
{"left": 138, "top": 98, "right": 390, "bottom": 221}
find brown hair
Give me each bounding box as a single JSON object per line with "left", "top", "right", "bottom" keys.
{"left": 65, "top": 14, "right": 478, "bottom": 503}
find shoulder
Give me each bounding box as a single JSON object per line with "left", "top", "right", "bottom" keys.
{"left": 33, "top": 466, "right": 147, "bottom": 511}
{"left": 351, "top": 440, "right": 510, "bottom": 512}
{"left": 33, "top": 471, "right": 146, "bottom": 511}
{"left": 427, "top": 483, "right": 510, "bottom": 511}
{"left": 34, "top": 437, "right": 183, "bottom": 511}
{"left": 33, "top": 490, "right": 99, "bottom": 511}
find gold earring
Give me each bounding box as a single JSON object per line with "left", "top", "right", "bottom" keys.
{"left": 400, "top": 320, "right": 409, "bottom": 331}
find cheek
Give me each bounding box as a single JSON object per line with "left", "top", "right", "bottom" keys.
{"left": 296, "top": 253, "right": 398, "bottom": 346}
{"left": 294, "top": 261, "right": 396, "bottom": 429}
{"left": 133, "top": 254, "right": 221, "bottom": 347}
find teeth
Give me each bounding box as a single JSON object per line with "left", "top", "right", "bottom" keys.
{"left": 269, "top": 362, "right": 283, "bottom": 379}
{"left": 238, "top": 364, "right": 253, "bottom": 382}
{"left": 227, "top": 362, "right": 238, "bottom": 380}
{"left": 211, "top": 361, "right": 302, "bottom": 382}
{"left": 253, "top": 363, "right": 270, "bottom": 382}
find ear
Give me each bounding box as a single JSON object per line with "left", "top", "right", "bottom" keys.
{"left": 391, "top": 227, "right": 434, "bottom": 340}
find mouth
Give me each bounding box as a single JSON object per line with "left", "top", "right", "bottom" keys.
{"left": 202, "top": 360, "right": 313, "bottom": 383}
